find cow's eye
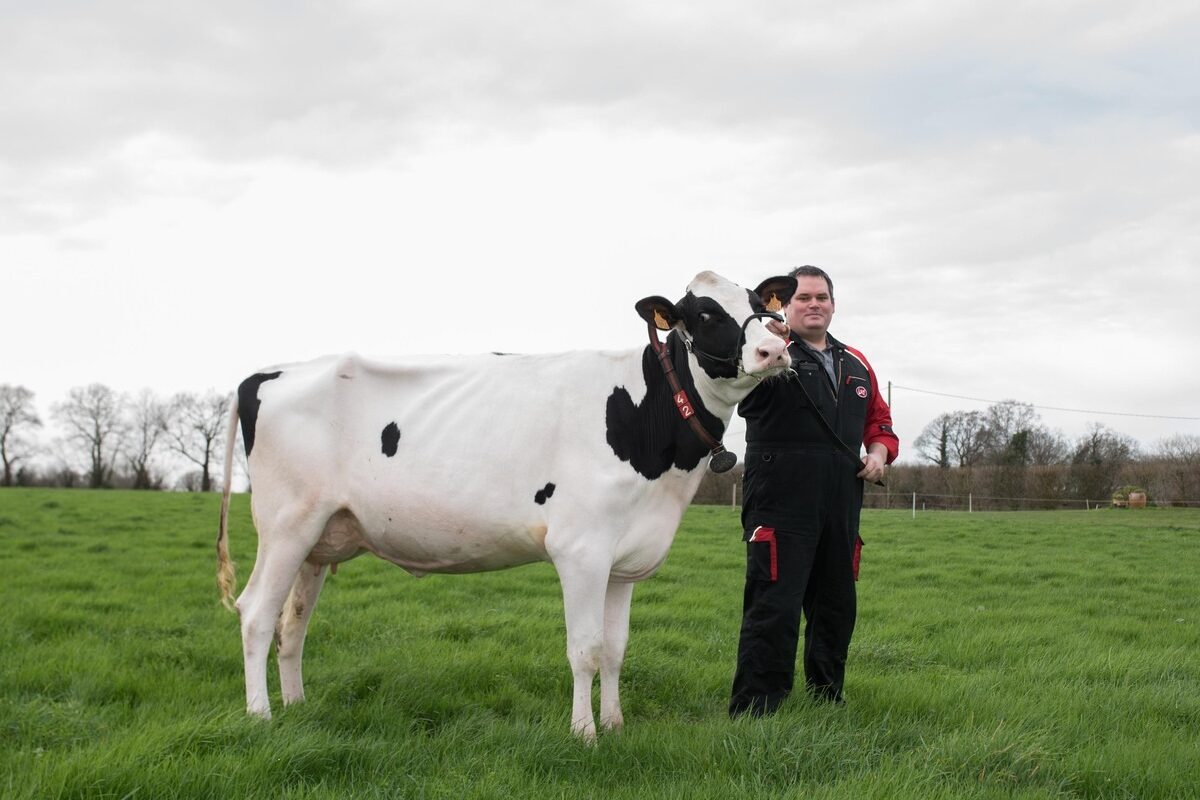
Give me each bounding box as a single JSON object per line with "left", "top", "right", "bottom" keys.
{"left": 699, "top": 312, "right": 713, "bottom": 323}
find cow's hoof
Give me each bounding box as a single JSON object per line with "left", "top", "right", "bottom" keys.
{"left": 247, "top": 706, "right": 272, "bottom": 721}
{"left": 600, "top": 715, "right": 624, "bottom": 733}
{"left": 571, "top": 722, "right": 598, "bottom": 745}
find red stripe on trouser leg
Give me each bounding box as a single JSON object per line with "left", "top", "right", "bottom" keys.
{"left": 852, "top": 536, "right": 862, "bottom": 581}
{"left": 750, "top": 526, "right": 778, "bottom": 582}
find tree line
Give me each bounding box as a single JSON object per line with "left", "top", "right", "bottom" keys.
{"left": 1, "top": 383, "right": 232, "bottom": 491}
{"left": 895, "top": 400, "right": 1200, "bottom": 507}
{"left": 689, "top": 399, "right": 1200, "bottom": 509}
{"left": 6, "top": 383, "right": 1198, "bottom": 504}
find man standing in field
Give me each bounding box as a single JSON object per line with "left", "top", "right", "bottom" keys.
{"left": 730, "top": 265, "right": 899, "bottom": 717}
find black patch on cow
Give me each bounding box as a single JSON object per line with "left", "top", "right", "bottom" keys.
{"left": 381, "top": 422, "right": 401, "bottom": 457}
{"left": 605, "top": 333, "right": 726, "bottom": 480}
{"left": 237, "top": 371, "right": 283, "bottom": 457}
{"left": 534, "top": 482, "right": 556, "bottom": 505}
{"left": 672, "top": 292, "right": 741, "bottom": 379}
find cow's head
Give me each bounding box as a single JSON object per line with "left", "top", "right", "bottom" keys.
{"left": 606, "top": 272, "right": 794, "bottom": 477}
{"left": 635, "top": 271, "right": 794, "bottom": 383}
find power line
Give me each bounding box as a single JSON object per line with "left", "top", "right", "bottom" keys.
{"left": 891, "top": 384, "right": 1200, "bottom": 421}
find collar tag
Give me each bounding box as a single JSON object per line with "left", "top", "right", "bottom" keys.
{"left": 673, "top": 390, "right": 695, "bottom": 420}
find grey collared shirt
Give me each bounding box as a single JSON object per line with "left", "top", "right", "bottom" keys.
{"left": 794, "top": 337, "right": 837, "bottom": 392}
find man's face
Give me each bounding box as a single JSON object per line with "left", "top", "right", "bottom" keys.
{"left": 784, "top": 275, "right": 835, "bottom": 337}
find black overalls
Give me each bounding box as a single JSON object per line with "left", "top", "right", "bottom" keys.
{"left": 729, "top": 333, "right": 871, "bottom": 717}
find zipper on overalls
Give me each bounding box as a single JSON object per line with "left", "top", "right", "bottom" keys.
{"left": 831, "top": 350, "right": 842, "bottom": 404}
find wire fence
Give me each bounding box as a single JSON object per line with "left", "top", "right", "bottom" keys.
{"left": 709, "top": 481, "right": 1200, "bottom": 511}
{"left": 861, "top": 489, "right": 1200, "bottom": 512}
{"left": 695, "top": 463, "right": 1200, "bottom": 511}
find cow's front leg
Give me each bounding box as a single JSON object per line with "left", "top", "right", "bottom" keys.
{"left": 553, "top": 558, "right": 610, "bottom": 742}
{"left": 600, "top": 579, "right": 634, "bottom": 731}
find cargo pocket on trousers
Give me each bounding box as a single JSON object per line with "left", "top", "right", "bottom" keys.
{"left": 745, "top": 525, "right": 778, "bottom": 582}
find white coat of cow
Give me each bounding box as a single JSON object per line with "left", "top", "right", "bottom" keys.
{"left": 216, "top": 270, "right": 795, "bottom": 739}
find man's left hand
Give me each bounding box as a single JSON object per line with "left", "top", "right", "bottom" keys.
{"left": 857, "top": 451, "right": 887, "bottom": 484}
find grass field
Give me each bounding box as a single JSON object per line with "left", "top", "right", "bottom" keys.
{"left": 2, "top": 488, "right": 1198, "bottom": 799}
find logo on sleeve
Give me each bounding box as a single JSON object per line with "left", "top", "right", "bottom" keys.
{"left": 856, "top": 386, "right": 868, "bottom": 398}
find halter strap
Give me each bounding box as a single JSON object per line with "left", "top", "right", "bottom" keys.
{"left": 646, "top": 322, "right": 737, "bottom": 473}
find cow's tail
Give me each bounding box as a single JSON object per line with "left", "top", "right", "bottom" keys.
{"left": 216, "top": 391, "right": 240, "bottom": 611}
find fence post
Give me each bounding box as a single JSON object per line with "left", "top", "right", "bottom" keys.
{"left": 969, "top": 493, "right": 973, "bottom": 513}
{"left": 912, "top": 491, "right": 916, "bottom": 519}
{"left": 731, "top": 482, "right": 737, "bottom": 508}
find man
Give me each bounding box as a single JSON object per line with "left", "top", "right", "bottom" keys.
{"left": 729, "top": 265, "right": 899, "bottom": 717}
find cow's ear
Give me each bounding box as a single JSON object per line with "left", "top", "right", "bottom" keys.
{"left": 754, "top": 276, "right": 796, "bottom": 314}
{"left": 635, "top": 296, "right": 679, "bottom": 331}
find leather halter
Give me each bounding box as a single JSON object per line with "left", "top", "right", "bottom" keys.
{"left": 645, "top": 310, "right": 785, "bottom": 473}
{"left": 646, "top": 322, "right": 738, "bottom": 473}
{"left": 681, "top": 312, "right": 787, "bottom": 374}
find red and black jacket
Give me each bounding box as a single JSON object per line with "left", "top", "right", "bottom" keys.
{"left": 739, "top": 332, "right": 899, "bottom": 467}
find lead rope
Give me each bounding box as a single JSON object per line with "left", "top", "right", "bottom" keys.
{"left": 788, "top": 366, "right": 886, "bottom": 487}
{"left": 647, "top": 322, "right": 738, "bottom": 473}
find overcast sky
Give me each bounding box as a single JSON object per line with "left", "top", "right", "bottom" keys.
{"left": 4, "top": 0, "right": 1199, "bottom": 466}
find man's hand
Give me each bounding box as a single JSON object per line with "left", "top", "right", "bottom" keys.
{"left": 857, "top": 449, "right": 887, "bottom": 484}
{"left": 765, "top": 318, "right": 790, "bottom": 339}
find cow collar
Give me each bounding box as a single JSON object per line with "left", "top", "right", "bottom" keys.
{"left": 646, "top": 321, "right": 738, "bottom": 473}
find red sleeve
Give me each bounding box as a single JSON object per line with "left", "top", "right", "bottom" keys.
{"left": 845, "top": 345, "right": 900, "bottom": 464}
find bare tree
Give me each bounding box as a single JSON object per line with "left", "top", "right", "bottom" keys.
{"left": 1026, "top": 426, "right": 1069, "bottom": 466}
{"left": 978, "top": 402, "right": 1049, "bottom": 506}
{"left": 946, "top": 409, "right": 988, "bottom": 467}
{"left": 914, "top": 413, "right": 953, "bottom": 468}
{"left": 53, "top": 384, "right": 127, "bottom": 488}
{"left": 1153, "top": 434, "right": 1200, "bottom": 503}
{"left": 980, "top": 401, "right": 1039, "bottom": 464}
{"left": 1155, "top": 434, "right": 1200, "bottom": 464}
{"left": 1070, "top": 422, "right": 1138, "bottom": 501}
{"left": 912, "top": 409, "right": 993, "bottom": 468}
{"left": 127, "top": 389, "right": 168, "bottom": 489}
{"left": 921, "top": 402, "right": 1074, "bottom": 471}
{"left": 1, "top": 384, "right": 42, "bottom": 486}
{"left": 165, "top": 390, "right": 230, "bottom": 492}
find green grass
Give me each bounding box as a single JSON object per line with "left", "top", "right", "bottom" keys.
{"left": 1, "top": 489, "right": 1198, "bottom": 798}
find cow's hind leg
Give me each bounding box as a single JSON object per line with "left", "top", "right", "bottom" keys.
{"left": 236, "top": 508, "right": 326, "bottom": 719}
{"left": 600, "top": 579, "right": 634, "bottom": 732}
{"left": 277, "top": 563, "right": 328, "bottom": 706}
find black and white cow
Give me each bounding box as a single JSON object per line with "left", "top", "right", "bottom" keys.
{"left": 217, "top": 270, "right": 795, "bottom": 739}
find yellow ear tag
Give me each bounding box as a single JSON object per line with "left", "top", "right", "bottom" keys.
{"left": 653, "top": 309, "right": 670, "bottom": 330}
{"left": 765, "top": 294, "right": 783, "bottom": 313}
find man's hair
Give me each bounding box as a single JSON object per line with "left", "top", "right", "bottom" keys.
{"left": 788, "top": 265, "right": 833, "bottom": 300}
